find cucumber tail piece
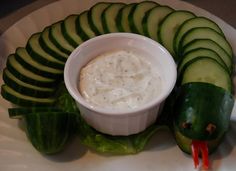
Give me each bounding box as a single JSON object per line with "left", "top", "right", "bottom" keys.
{"left": 191, "top": 140, "right": 209, "bottom": 170}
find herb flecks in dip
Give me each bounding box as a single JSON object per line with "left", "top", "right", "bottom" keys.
{"left": 79, "top": 50, "right": 162, "bottom": 110}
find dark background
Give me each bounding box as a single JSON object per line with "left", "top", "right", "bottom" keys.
{"left": 0, "top": 0, "right": 36, "bottom": 18}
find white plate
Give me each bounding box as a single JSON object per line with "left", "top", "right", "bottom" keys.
{"left": 0, "top": 0, "right": 236, "bottom": 171}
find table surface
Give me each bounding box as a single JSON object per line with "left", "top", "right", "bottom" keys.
{"left": 0, "top": 0, "right": 236, "bottom": 35}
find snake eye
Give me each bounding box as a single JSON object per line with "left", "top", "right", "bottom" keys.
{"left": 206, "top": 123, "right": 216, "bottom": 134}
{"left": 181, "top": 122, "right": 192, "bottom": 129}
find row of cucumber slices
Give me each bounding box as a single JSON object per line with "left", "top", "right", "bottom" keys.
{"left": 1, "top": 0, "right": 234, "bottom": 155}
{"left": 2, "top": 1, "right": 234, "bottom": 109}
{"left": 0, "top": 0, "right": 233, "bottom": 115}
{"left": 2, "top": 1, "right": 233, "bottom": 108}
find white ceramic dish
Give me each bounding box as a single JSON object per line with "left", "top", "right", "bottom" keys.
{"left": 0, "top": 0, "right": 236, "bottom": 171}
{"left": 64, "top": 33, "right": 176, "bottom": 135}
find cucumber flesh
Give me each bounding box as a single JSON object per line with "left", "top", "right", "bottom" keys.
{"left": 26, "top": 33, "right": 65, "bottom": 70}
{"left": 142, "top": 5, "right": 173, "bottom": 41}
{"left": 6, "top": 54, "right": 56, "bottom": 87}
{"left": 49, "top": 21, "right": 75, "bottom": 55}
{"left": 76, "top": 11, "right": 96, "bottom": 41}
{"left": 62, "top": 14, "right": 83, "bottom": 47}
{"left": 159, "top": 10, "right": 195, "bottom": 57}
{"left": 178, "top": 48, "right": 229, "bottom": 74}
{"left": 182, "top": 39, "right": 233, "bottom": 73}
{"left": 88, "top": 2, "right": 111, "bottom": 35}
{"left": 129, "top": 1, "right": 158, "bottom": 34}
{"left": 39, "top": 26, "right": 68, "bottom": 62}
{"left": 174, "top": 17, "right": 224, "bottom": 55}
{"left": 179, "top": 27, "right": 233, "bottom": 58}
{"left": 180, "top": 57, "right": 232, "bottom": 92}
{"left": 1, "top": 84, "right": 55, "bottom": 107}
{"left": 15, "top": 47, "right": 63, "bottom": 79}
{"left": 116, "top": 3, "right": 137, "bottom": 32}
{"left": 102, "top": 3, "right": 126, "bottom": 33}
{"left": 3, "top": 69, "right": 55, "bottom": 98}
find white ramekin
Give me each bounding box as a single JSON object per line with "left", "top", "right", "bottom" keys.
{"left": 64, "top": 33, "right": 177, "bottom": 136}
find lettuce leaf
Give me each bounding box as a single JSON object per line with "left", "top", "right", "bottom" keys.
{"left": 56, "top": 83, "right": 161, "bottom": 154}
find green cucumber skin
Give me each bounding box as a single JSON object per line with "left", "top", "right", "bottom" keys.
{"left": 173, "top": 123, "right": 225, "bottom": 154}
{"left": 1, "top": 85, "right": 55, "bottom": 107}
{"left": 116, "top": 4, "right": 127, "bottom": 32}
{"left": 87, "top": 7, "right": 101, "bottom": 35}
{"left": 87, "top": 2, "right": 111, "bottom": 35}
{"left": 3, "top": 69, "right": 55, "bottom": 98}
{"left": 178, "top": 57, "right": 232, "bottom": 93}
{"left": 141, "top": 8, "right": 152, "bottom": 37}
{"left": 181, "top": 39, "right": 233, "bottom": 73}
{"left": 158, "top": 10, "right": 196, "bottom": 57}
{"left": 178, "top": 27, "right": 233, "bottom": 59}
{"left": 128, "top": 4, "right": 139, "bottom": 34}
{"left": 116, "top": 3, "right": 137, "bottom": 33}
{"left": 173, "top": 16, "right": 225, "bottom": 56}
{"left": 6, "top": 57, "right": 58, "bottom": 88}
{"left": 61, "top": 15, "right": 80, "bottom": 48}
{"left": 76, "top": 12, "right": 91, "bottom": 41}
{"left": 101, "top": 3, "right": 126, "bottom": 34}
{"left": 142, "top": 5, "right": 174, "bottom": 40}
{"left": 128, "top": 1, "right": 158, "bottom": 34}
{"left": 8, "top": 107, "right": 61, "bottom": 119}
{"left": 173, "top": 82, "right": 234, "bottom": 140}
{"left": 39, "top": 28, "right": 68, "bottom": 62}
{"left": 116, "top": 6, "right": 126, "bottom": 32}
{"left": 48, "top": 22, "right": 72, "bottom": 55}
{"left": 0, "top": 1, "right": 234, "bottom": 156}
{"left": 24, "top": 112, "right": 76, "bottom": 154}
{"left": 15, "top": 49, "right": 63, "bottom": 79}
{"left": 177, "top": 48, "right": 229, "bottom": 74}
{"left": 26, "top": 42, "right": 65, "bottom": 70}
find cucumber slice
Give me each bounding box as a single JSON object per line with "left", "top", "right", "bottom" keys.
{"left": 1, "top": 84, "right": 55, "bottom": 107}
{"left": 102, "top": 3, "right": 126, "bottom": 33}
{"left": 158, "top": 10, "right": 195, "bottom": 57}
{"left": 49, "top": 21, "right": 74, "bottom": 55}
{"left": 142, "top": 5, "right": 173, "bottom": 41}
{"left": 76, "top": 11, "right": 96, "bottom": 41}
{"left": 3, "top": 69, "right": 55, "bottom": 98}
{"left": 88, "top": 2, "right": 111, "bottom": 35}
{"left": 128, "top": 1, "right": 158, "bottom": 34}
{"left": 174, "top": 17, "right": 224, "bottom": 55}
{"left": 15, "top": 47, "right": 63, "bottom": 79}
{"left": 182, "top": 39, "right": 233, "bottom": 72}
{"left": 180, "top": 57, "right": 232, "bottom": 92}
{"left": 39, "top": 26, "right": 68, "bottom": 62}
{"left": 179, "top": 27, "right": 233, "bottom": 58}
{"left": 8, "top": 107, "right": 61, "bottom": 119}
{"left": 116, "top": 3, "right": 137, "bottom": 32}
{"left": 178, "top": 48, "right": 228, "bottom": 73}
{"left": 24, "top": 111, "right": 75, "bottom": 154}
{"left": 62, "top": 14, "right": 83, "bottom": 47}
{"left": 26, "top": 33, "right": 65, "bottom": 70}
{"left": 6, "top": 54, "right": 56, "bottom": 87}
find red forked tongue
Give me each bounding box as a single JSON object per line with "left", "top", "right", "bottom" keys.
{"left": 191, "top": 140, "right": 209, "bottom": 170}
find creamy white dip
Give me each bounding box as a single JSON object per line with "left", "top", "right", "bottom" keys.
{"left": 79, "top": 50, "right": 162, "bottom": 110}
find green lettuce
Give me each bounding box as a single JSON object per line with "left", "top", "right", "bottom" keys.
{"left": 55, "top": 83, "right": 161, "bottom": 154}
